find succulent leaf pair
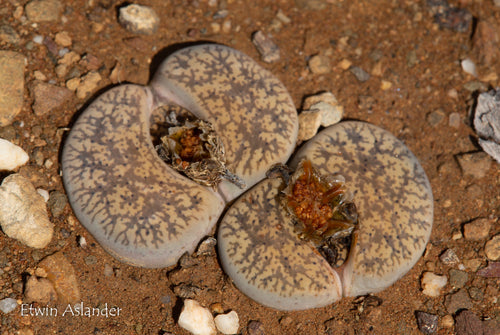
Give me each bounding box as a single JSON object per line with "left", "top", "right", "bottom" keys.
{"left": 62, "top": 44, "right": 433, "bottom": 311}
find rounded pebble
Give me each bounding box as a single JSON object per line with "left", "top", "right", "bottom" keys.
{"left": 461, "top": 58, "right": 478, "bottom": 77}
{"left": 484, "top": 234, "right": 500, "bottom": 261}
{"left": 178, "top": 299, "right": 216, "bottom": 335}
{"left": 0, "top": 138, "right": 29, "bottom": 170}
{"left": 0, "top": 174, "right": 54, "bottom": 248}
{"left": 25, "top": 0, "right": 63, "bottom": 22}
{"left": 0, "top": 298, "right": 18, "bottom": 313}
{"left": 214, "top": 311, "right": 240, "bottom": 335}
{"left": 118, "top": 4, "right": 160, "bottom": 35}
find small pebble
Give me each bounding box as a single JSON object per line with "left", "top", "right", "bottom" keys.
{"left": 415, "top": 311, "right": 438, "bottom": 335}
{"left": 214, "top": 310, "right": 239, "bottom": 334}
{"left": 37, "top": 251, "right": 81, "bottom": 304}
{"left": 462, "top": 258, "right": 482, "bottom": 271}
{"left": 0, "top": 25, "right": 20, "bottom": 45}
{"left": 0, "top": 298, "right": 18, "bottom": 313}
{"left": 24, "top": 275, "right": 57, "bottom": 304}
{"left": 380, "top": 80, "right": 392, "bottom": 90}
{"left": 439, "top": 248, "right": 460, "bottom": 266}
{"left": 477, "top": 262, "right": 500, "bottom": 278}
{"left": 75, "top": 71, "right": 102, "bottom": 99}
{"left": 473, "top": 19, "right": 500, "bottom": 66}
{"left": 247, "top": 321, "right": 265, "bottom": 335}
{"left": 468, "top": 287, "right": 483, "bottom": 301}
{"left": 440, "top": 315, "right": 454, "bottom": 328}
{"left": 421, "top": 272, "right": 447, "bottom": 297}
{"left": 196, "top": 237, "right": 217, "bottom": 256}
{"left": 454, "top": 310, "right": 484, "bottom": 335}
{"left": 103, "top": 264, "right": 114, "bottom": 277}
{"left": 25, "top": 0, "right": 63, "bottom": 22}
{"left": 448, "top": 269, "right": 468, "bottom": 289}
{"left": 338, "top": 58, "right": 352, "bottom": 70}
{"left": 461, "top": 58, "right": 477, "bottom": 77}
{"left": 37, "top": 188, "right": 49, "bottom": 202}
{"left": 31, "top": 81, "right": 73, "bottom": 116}
{"left": 252, "top": 30, "right": 280, "bottom": 63}
{"left": 118, "top": 4, "right": 160, "bottom": 35}
{"left": 47, "top": 191, "right": 68, "bottom": 216}
{"left": 349, "top": 66, "right": 370, "bottom": 82}
{"left": 0, "top": 174, "right": 53, "bottom": 248}
{"left": 78, "top": 235, "right": 87, "bottom": 248}
{"left": 426, "top": 109, "right": 445, "bottom": 127}
{"left": 463, "top": 218, "right": 492, "bottom": 240}
{"left": 302, "top": 92, "right": 344, "bottom": 127}
{"left": 308, "top": 54, "right": 330, "bottom": 74}
{"left": 444, "top": 289, "right": 473, "bottom": 314}
{"left": 455, "top": 152, "right": 492, "bottom": 178}
{"left": 160, "top": 295, "right": 171, "bottom": 305}
{"left": 210, "top": 302, "right": 224, "bottom": 314}
{"left": 84, "top": 255, "right": 97, "bottom": 265}
{"left": 484, "top": 235, "right": 500, "bottom": 261}
{"left": 0, "top": 138, "right": 29, "bottom": 170}
{"left": 428, "top": 0, "right": 472, "bottom": 32}
{"left": 54, "top": 31, "right": 71, "bottom": 46}
{"left": 178, "top": 299, "right": 217, "bottom": 335}
{"left": 174, "top": 283, "right": 201, "bottom": 299}
{"left": 297, "top": 110, "right": 322, "bottom": 142}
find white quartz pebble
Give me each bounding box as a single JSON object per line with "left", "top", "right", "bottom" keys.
{"left": 118, "top": 4, "right": 159, "bottom": 35}
{"left": 0, "top": 298, "right": 18, "bottom": 313}
{"left": 421, "top": 272, "right": 447, "bottom": 297}
{"left": 461, "top": 58, "right": 477, "bottom": 77}
{"left": 214, "top": 310, "right": 240, "bottom": 334}
{"left": 0, "top": 138, "right": 29, "bottom": 170}
{"left": 178, "top": 299, "right": 216, "bottom": 335}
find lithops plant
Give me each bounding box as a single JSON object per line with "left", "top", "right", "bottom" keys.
{"left": 218, "top": 121, "right": 433, "bottom": 310}
{"left": 62, "top": 44, "right": 298, "bottom": 268}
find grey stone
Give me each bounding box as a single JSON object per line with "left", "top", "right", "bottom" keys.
{"left": 0, "top": 174, "right": 53, "bottom": 248}
{"left": 474, "top": 89, "right": 500, "bottom": 163}
{"left": 0, "top": 51, "right": 25, "bottom": 127}
{"left": 427, "top": 109, "right": 445, "bottom": 127}
{"left": 449, "top": 269, "right": 468, "bottom": 288}
{"left": 444, "top": 289, "right": 473, "bottom": 314}
{"left": 350, "top": 66, "right": 370, "bottom": 82}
